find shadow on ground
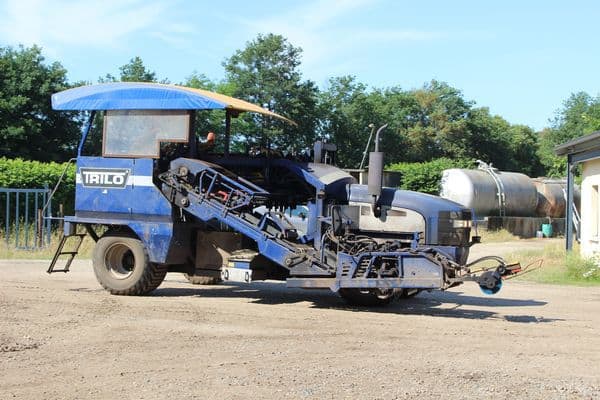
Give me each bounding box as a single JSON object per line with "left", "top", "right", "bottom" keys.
{"left": 145, "top": 279, "right": 557, "bottom": 323}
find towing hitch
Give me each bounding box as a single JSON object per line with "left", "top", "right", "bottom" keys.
{"left": 451, "top": 255, "right": 530, "bottom": 295}
{"left": 477, "top": 263, "right": 522, "bottom": 295}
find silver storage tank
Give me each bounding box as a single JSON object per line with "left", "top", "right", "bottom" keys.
{"left": 533, "top": 178, "right": 581, "bottom": 218}
{"left": 440, "top": 168, "right": 538, "bottom": 217}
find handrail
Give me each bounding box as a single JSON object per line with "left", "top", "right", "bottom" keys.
{"left": 41, "top": 157, "right": 76, "bottom": 219}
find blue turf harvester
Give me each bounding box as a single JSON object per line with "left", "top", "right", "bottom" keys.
{"left": 47, "top": 82, "right": 520, "bottom": 305}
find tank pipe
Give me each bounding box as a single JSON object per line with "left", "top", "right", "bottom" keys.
{"left": 374, "top": 123, "right": 388, "bottom": 152}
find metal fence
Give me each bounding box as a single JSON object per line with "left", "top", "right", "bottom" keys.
{"left": 1, "top": 187, "right": 53, "bottom": 249}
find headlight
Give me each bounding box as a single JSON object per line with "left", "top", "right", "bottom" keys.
{"left": 438, "top": 210, "right": 472, "bottom": 246}
{"left": 452, "top": 220, "right": 472, "bottom": 228}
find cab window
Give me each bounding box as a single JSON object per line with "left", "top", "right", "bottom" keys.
{"left": 103, "top": 110, "right": 190, "bottom": 158}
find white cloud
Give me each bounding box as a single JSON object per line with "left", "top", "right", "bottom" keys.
{"left": 229, "top": 0, "right": 443, "bottom": 81}
{"left": 0, "top": 0, "right": 186, "bottom": 53}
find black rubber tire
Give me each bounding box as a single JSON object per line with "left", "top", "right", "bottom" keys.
{"left": 92, "top": 234, "right": 167, "bottom": 295}
{"left": 183, "top": 273, "right": 222, "bottom": 285}
{"left": 338, "top": 288, "right": 398, "bottom": 307}
{"left": 398, "top": 289, "right": 421, "bottom": 299}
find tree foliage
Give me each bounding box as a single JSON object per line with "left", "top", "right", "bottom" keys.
{"left": 0, "top": 157, "right": 75, "bottom": 211}
{"left": 0, "top": 45, "right": 80, "bottom": 161}
{"left": 223, "top": 34, "right": 320, "bottom": 153}
{"left": 318, "top": 77, "right": 543, "bottom": 173}
{"left": 538, "top": 92, "right": 600, "bottom": 177}
{"left": 182, "top": 71, "right": 236, "bottom": 151}
{"left": 99, "top": 56, "right": 160, "bottom": 83}
{"left": 318, "top": 76, "right": 381, "bottom": 167}
{"left": 387, "top": 158, "right": 474, "bottom": 194}
{"left": 85, "top": 57, "right": 164, "bottom": 156}
{"left": 4, "top": 36, "right": 600, "bottom": 189}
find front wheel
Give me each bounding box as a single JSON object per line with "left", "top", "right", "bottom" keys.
{"left": 92, "top": 234, "right": 167, "bottom": 295}
{"left": 338, "top": 288, "right": 398, "bottom": 307}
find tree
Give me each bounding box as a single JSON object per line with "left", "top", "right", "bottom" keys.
{"left": 0, "top": 45, "right": 81, "bottom": 161}
{"left": 223, "top": 34, "right": 320, "bottom": 153}
{"left": 183, "top": 72, "right": 232, "bottom": 151}
{"left": 538, "top": 92, "right": 600, "bottom": 176}
{"left": 85, "top": 57, "right": 163, "bottom": 156}
{"left": 119, "top": 56, "right": 157, "bottom": 82}
{"left": 400, "top": 80, "right": 472, "bottom": 162}
{"left": 506, "top": 124, "right": 542, "bottom": 176}
{"left": 99, "top": 56, "right": 160, "bottom": 83}
{"left": 318, "top": 76, "right": 387, "bottom": 167}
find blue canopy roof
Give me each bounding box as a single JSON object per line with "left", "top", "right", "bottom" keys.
{"left": 51, "top": 82, "right": 294, "bottom": 124}
{"left": 52, "top": 82, "right": 227, "bottom": 110}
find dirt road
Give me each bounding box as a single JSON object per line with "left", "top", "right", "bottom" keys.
{"left": 1, "top": 257, "right": 599, "bottom": 399}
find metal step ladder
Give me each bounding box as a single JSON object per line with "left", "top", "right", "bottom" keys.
{"left": 47, "top": 233, "right": 87, "bottom": 273}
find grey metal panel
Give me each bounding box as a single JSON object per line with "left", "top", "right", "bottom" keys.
{"left": 346, "top": 184, "right": 469, "bottom": 244}
{"left": 355, "top": 204, "right": 425, "bottom": 234}
{"left": 306, "top": 162, "right": 355, "bottom": 186}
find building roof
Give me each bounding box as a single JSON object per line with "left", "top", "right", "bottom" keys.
{"left": 51, "top": 82, "right": 295, "bottom": 125}
{"left": 555, "top": 130, "right": 600, "bottom": 156}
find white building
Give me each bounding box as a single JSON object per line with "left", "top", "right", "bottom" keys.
{"left": 555, "top": 131, "right": 600, "bottom": 254}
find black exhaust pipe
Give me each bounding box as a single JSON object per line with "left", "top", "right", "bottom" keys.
{"left": 368, "top": 124, "right": 388, "bottom": 217}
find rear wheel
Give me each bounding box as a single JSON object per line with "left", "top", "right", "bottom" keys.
{"left": 338, "top": 288, "right": 398, "bottom": 307}
{"left": 398, "top": 288, "right": 421, "bottom": 299}
{"left": 92, "top": 234, "right": 167, "bottom": 295}
{"left": 183, "top": 272, "right": 222, "bottom": 285}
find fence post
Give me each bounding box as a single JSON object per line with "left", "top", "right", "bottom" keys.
{"left": 45, "top": 184, "right": 51, "bottom": 246}
{"left": 2, "top": 187, "right": 54, "bottom": 249}
{"left": 5, "top": 192, "right": 9, "bottom": 246}
{"left": 59, "top": 203, "right": 64, "bottom": 233}
{"left": 37, "top": 209, "right": 43, "bottom": 248}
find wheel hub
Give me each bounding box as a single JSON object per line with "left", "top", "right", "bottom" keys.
{"left": 104, "top": 243, "right": 136, "bottom": 279}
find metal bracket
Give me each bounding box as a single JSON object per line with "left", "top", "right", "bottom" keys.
{"left": 477, "top": 160, "right": 506, "bottom": 217}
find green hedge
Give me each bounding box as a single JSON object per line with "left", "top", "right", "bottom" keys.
{"left": 0, "top": 156, "right": 473, "bottom": 215}
{"left": 387, "top": 158, "right": 474, "bottom": 194}
{"left": 0, "top": 158, "right": 75, "bottom": 213}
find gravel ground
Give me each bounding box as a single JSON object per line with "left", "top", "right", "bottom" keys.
{"left": 0, "top": 252, "right": 599, "bottom": 399}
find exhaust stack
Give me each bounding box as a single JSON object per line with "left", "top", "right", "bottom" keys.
{"left": 367, "top": 124, "right": 388, "bottom": 217}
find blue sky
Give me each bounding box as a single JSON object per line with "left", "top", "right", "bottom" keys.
{"left": 0, "top": 0, "right": 598, "bottom": 130}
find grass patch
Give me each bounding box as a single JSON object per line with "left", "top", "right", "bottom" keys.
{"left": 0, "top": 230, "right": 95, "bottom": 260}
{"left": 477, "top": 228, "right": 520, "bottom": 243}
{"left": 502, "top": 242, "right": 600, "bottom": 285}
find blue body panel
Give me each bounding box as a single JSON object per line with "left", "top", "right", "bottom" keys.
{"left": 347, "top": 184, "right": 468, "bottom": 245}
{"left": 76, "top": 156, "right": 171, "bottom": 216}
{"left": 71, "top": 156, "right": 182, "bottom": 264}
{"left": 65, "top": 213, "right": 189, "bottom": 264}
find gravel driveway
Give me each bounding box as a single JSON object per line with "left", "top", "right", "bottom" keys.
{"left": 0, "top": 254, "right": 598, "bottom": 399}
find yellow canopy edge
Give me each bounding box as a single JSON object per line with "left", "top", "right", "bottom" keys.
{"left": 174, "top": 85, "right": 297, "bottom": 126}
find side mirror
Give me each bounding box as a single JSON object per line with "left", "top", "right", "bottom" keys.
{"left": 471, "top": 235, "right": 481, "bottom": 245}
